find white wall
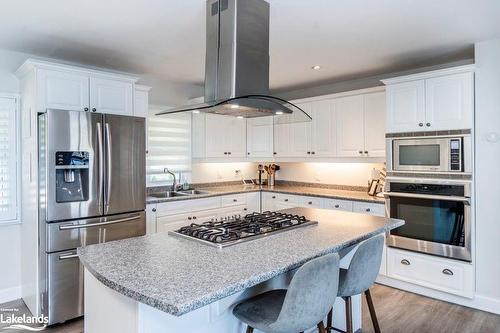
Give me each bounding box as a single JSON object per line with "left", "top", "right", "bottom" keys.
{"left": 473, "top": 39, "right": 500, "bottom": 312}
{"left": 275, "top": 162, "right": 384, "bottom": 187}
{"left": 191, "top": 162, "right": 257, "bottom": 184}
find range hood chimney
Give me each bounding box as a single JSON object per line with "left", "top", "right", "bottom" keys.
{"left": 157, "top": 0, "right": 311, "bottom": 124}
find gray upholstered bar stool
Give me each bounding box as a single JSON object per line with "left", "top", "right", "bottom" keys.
{"left": 326, "top": 234, "right": 384, "bottom": 333}
{"left": 233, "top": 253, "right": 340, "bottom": 333}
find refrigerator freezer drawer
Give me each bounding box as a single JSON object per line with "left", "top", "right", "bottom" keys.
{"left": 46, "top": 211, "right": 146, "bottom": 252}
{"left": 46, "top": 250, "right": 84, "bottom": 325}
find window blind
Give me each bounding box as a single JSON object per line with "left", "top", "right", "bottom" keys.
{"left": 146, "top": 110, "right": 192, "bottom": 186}
{"left": 0, "top": 97, "right": 18, "bottom": 223}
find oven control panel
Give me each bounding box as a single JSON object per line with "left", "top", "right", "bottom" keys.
{"left": 450, "top": 139, "right": 462, "bottom": 171}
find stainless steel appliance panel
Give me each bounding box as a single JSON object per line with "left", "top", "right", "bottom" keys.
{"left": 46, "top": 212, "right": 145, "bottom": 253}
{"left": 385, "top": 178, "right": 472, "bottom": 262}
{"left": 44, "top": 110, "right": 103, "bottom": 221}
{"left": 46, "top": 250, "right": 84, "bottom": 325}
{"left": 103, "top": 115, "right": 145, "bottom": 215}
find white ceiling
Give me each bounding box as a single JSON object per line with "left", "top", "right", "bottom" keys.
{"left": 1, "top": 0, "right": 499, "bottom": 91}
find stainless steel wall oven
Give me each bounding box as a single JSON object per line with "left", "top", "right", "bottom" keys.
{"left": 384, "top": 178, "right": 471, "bottom": 262}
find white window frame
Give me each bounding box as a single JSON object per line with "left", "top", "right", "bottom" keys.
{"left": 0, "top": 93, "right": 21, "bottom": 225}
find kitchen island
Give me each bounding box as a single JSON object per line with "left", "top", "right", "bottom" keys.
{"left": 78, "top": 208, "right": 403, "bottom": 333}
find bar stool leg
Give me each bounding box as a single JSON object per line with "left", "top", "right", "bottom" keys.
{"left": 344, "top": 296, "right": 353, "bottom": 333}
{"left": 317, "top": 321, "right": 327, "bottom": 333}
{"left": 246, "top": 326, "right": 254, "bottom": 333}
{"left": 365, "top": 289, "right": 381, "bottom": 333}
{"left": 326, "top": 307, "right": 333, "bottom": 331}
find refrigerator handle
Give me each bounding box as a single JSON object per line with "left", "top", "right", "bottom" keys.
{"left": 104, "top": 123, "right": 112, "bottom": 213}
{"left": 96, "top": 122, "right": 104, "bottom": 215}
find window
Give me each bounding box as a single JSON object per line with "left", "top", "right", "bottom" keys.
{"left": 146, "top": 106, "right": 192, "bottom": 186}
{"left": 0, "top": 96, "right": 19, "bottom": 223}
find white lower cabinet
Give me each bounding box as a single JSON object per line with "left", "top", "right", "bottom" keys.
{"left": 146, "top": 204, "right": 157, "bottom": 234}
{"left": 156, "top": 213, "right": 192, "bottom": 233}
{"left": 387, "top": 248, "right": 474, "bottom": 298}
{"left": 352, "top": 201, "right": 385, "bottom": 216}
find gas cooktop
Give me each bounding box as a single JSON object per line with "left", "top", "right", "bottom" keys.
{"left": 168, "top": 211, "right": 318, "bottom": 248}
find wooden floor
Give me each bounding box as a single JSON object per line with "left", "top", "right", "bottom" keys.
{"left": 362, "top": 284, "right": 500, "bottom": 333}
{"left": 1, "top": 284, "right": 498, "bottom": 332}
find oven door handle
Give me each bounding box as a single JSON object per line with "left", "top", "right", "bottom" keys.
{"left": 383, "top": 192, "right": 470, "bottom": 205}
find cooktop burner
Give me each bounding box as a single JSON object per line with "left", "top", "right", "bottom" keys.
{"left": 168, "top": 211, "right": 318, "bottom": 248}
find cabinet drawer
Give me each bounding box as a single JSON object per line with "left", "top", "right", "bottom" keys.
{"left": 156, "top": 197, "right": 221, "bottom": 216}
{"left": 298, "top": 196, "right": 323, "bottom": 208}
{"left": 221, "top": 194, "right": 247, "bottom": 207}
{"left": 387, "top": 248, "right": 474, "bottom": 298}
{"left": 352, "top": 201, "right": 385, "bottom": 216}
{"left": 323, "top": 198, "right": 353, "bottom": 212}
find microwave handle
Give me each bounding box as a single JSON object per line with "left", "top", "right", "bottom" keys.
{"left": 383, "top": 192, "right": 470, "bottom": 205}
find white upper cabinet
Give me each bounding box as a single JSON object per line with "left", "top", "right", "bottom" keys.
{"left": 385, "top": 81, "right": 425, "bottom": 133}
{"left": 247, "top": 117, "right": 274, "bottom": 158}
{"left": 133, "top": 84, "right": 151, "bottom": 118}
{"left": 383, "top": 65, "right": 474, "bottom": 133}
{"left": 309, "top": 100, "right": 336, "bottom": 157}
{"left": 273, "top": 123, "right": 290, "bottom": 157}
{"left": 18, "top": 60, "right": 139, "bottom": 116}
{"left": 424, "top": 72, "right": 473, "bottom": 131}
{"left": 37, "top": 69, "right": 90, "bottom": 112}
{"left": 289, "top": 121, "right": 311, "bottom": 157}
{"left": 90, "top": 77, "right": 133, "bottom": 115}
{"left": 363, "top": 92, "right": 386, "bottom": 157}
{"left": 205, "top": 114, "right": 246, "bottom": 158}
{"left": 336, "top": 95, "right": 365, "bottom": 157}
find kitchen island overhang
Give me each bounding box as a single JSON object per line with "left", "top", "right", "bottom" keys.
{"left": 78, "top": 207, "right": 404, "bottom": 333}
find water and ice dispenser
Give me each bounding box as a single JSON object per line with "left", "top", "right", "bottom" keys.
{"left": 55, "top": 151, "right": 90, "bottom": 203}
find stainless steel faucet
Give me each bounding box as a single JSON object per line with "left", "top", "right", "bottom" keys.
{"left": 164, "top": 168, "right": 176, "bottom": 191}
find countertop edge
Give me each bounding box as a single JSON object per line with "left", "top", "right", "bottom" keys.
{"left": 78, "top": 220, "right": 403, "bottom": 316}
{"left": 146, "top": 187, "right": 385, "bottom": 205}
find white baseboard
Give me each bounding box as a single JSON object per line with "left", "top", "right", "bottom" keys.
{"left": 377, "top": 275, "right": 500, "bottom": 315}
{"left": 0, "top": 286, "right": 21, "bottom": 304}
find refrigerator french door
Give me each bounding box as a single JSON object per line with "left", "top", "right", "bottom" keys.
{"left": 38, "top": 109, "right": 146, "bottom": 324}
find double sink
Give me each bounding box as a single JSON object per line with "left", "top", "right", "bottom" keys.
{"left": 148, "top": 189, "right": 211, "bottom": 199}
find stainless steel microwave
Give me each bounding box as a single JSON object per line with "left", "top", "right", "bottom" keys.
{"left": 389, "top": 135, "right": 472, "bottom": 173}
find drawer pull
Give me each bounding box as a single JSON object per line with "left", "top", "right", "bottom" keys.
{"left": 284, "top": 199, "right": 289, "bottom": 202}
{"left": 188, "top": 216, "right": 192, "bottom": 220}
{"left": 243, "top": 208, "right": 247, "bottom": 211}
{"left": 401, "top": 259, "right": 411, "bottom": 266}
{"left": 365, "top": 208, "right": 371, "bottom": 212}
{"left": 272, "top": 196, "right": 276, "bottom": 199}
{"left": 192, "top": 216, "right": 197, "bottom": 220}
{"left": 442, "top": 269, "right": 454, "bottom": 276}
{"left": 334, "top": 204, "right": 340, "bottom": 208}
{"left": 152, "top": 208, "right": 157, "bottom": 212}
{"left": 308, "top": 201, "right": 312, "bottom": 205}
{"left": 233, "top": 199, "right": 237, "bottom": 202}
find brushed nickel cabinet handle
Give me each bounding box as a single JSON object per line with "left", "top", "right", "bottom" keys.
{"left": 442, "top": 269, "right": 454, "bottom": 276}
{"left": 401, "top": 259, "right": 411, "bottom": 266}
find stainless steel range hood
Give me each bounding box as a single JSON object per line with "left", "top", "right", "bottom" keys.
{"left": 157, "top": 0, "right": 311, "bottom": 124}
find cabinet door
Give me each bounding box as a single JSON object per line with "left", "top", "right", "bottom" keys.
{"left": 156, "top": 213, "right": 191, "bottom": 233}
{"left": 247, "top": 117, "right": 273, "bottom": 158}
{"left": 289, "top": 102, "right": 311, "bottom": 157}
{"left": 89, "top": 77, "right": 133, "bottom": 115}
{"left": 205, "top": 114, "right": 229, "bottom": 158}
{"left": 228, "top": 117, "right": 247, "bottom": 157}
{"left": 336, "top": 95, "right": 365, "bottom": 157}
{"left": 273, "top": 123, "right": 290, "bottom": 157}
{"left": 192, "top": 113, "right": 206, "bottom": 158}
{"left": 425, "top": 72, "right": 473, "bottom": 131}
{"left": 146, "top": 204, "right": 157, "bottom": 234}
{"left": 37, "top": 69, "right": 89, "bottom": 112}
{"left": 134, "top": 88, "right": 149, "bottom": 118}
{"left": 386, "top": 81, "right": 425, "bottom": 133}
{"left": 363, "top": 92, "right": 386, "bottom": 157}
{"left": 261, "top": 192, "right": 277, "bottom": 211}
{"left": 310, "top": 100, "right": 336, "bottom": 157}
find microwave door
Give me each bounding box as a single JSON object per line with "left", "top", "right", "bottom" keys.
{"left": 103, "top": 114, "right": 146, "bottom": 215}
{"left": 44, "top": 110, "right": 104, "bottom": 222}
{"left": 394, "top": 139, "right": 448, "bottom": 172}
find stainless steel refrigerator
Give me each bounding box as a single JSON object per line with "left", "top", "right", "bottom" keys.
{"left": 38, "top": 109, "right": 146, "bottom": 325}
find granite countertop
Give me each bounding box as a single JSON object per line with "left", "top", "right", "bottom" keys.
{"left": 78, "top": 207, "right": 404, "bottom": 316}
{"left": 146, "top": 184, "right": 385, "bottom": 205}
